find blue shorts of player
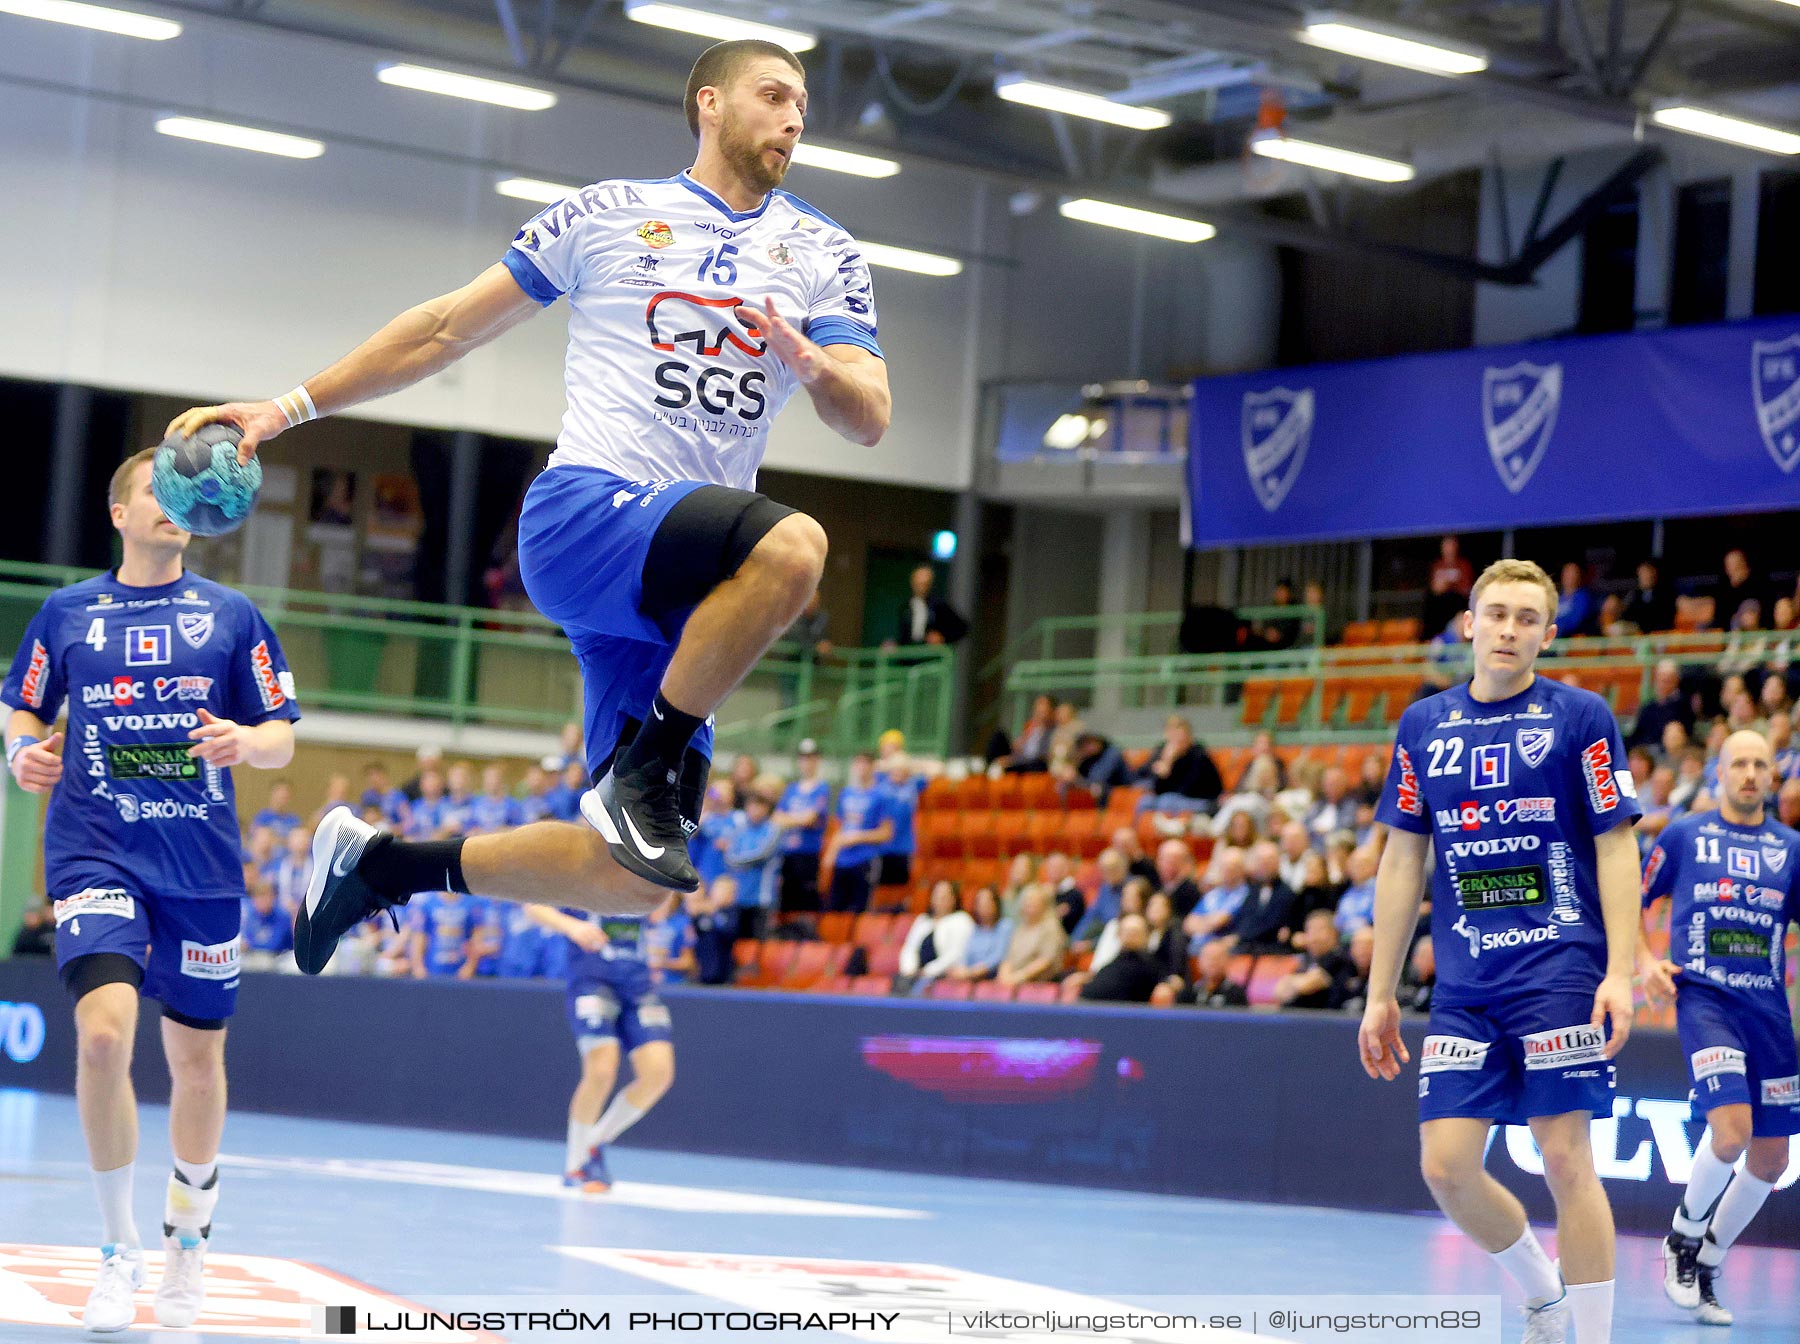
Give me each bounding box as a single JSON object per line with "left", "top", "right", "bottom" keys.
{"left": 518, "top": 467, "right": 714, "bottom": 779}
{"left": 1677, "top": 984, "right": 1800, "bottom": 1137}
{"left": 565, "top": 971, "right": 673, "bottom": 1056}
{"left": 53, "top": 886, "right": 241, "bottom": 1026}
{"left": 1418, "top": 989, "right": 1614, "bottom": 1125}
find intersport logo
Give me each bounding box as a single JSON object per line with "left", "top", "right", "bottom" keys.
{"left": 1449, "top": 835, "right": 1540, "bottom": 858}
{"left": 101, "top": 712, "right": 198, "bottom": 732}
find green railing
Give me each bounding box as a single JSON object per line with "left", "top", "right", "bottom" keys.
{"left": 0, "top": 561, "right": 953, "bottom": 751}
{"left": 1000, "top": 629, "right": 1740, "bottom": 745}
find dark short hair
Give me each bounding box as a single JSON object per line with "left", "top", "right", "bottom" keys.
{"left": 684, "top": 39, "right": 804, "bottom": 136}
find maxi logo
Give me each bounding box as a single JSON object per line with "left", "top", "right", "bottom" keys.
{"left": 1453, "top": 864, "right": 1547, "bottom": 912}
{"left": 1581, "top": 739, "right": 1620, "bottom": 812}
{"left": 1394, "top": 745, "right": 1422, "bottom": 817}
{"left": 1449, "top": 835, "right": 1540, "bottom": 859}
{"left": 250, "top": 642, "right": 285, "bottom": 712}
{"left": 1240, "top": 386, "right": 1314, "bottom": 513}
{"left": 18, "top": 640, "right": 47, "bottom": 709}
{"left": 107, "top": 742, "right": 199, "bottom": 782}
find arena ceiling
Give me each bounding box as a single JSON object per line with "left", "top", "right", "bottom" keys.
{"left": 152, "top": 1, "right": 1800, "bottom": 277}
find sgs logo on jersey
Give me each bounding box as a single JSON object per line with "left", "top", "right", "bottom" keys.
{"left": 645, "top": 291, "right": 769, "bottom": 422}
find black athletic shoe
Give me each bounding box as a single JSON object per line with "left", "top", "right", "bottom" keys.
{"left": 581, "top": 765, "right": 699, "bottom": 892}
{"left": 1663, "top": 1232, "right": 1702, "bottom": 1311}
{"left": 294, "top": 807, "right": 396, "bottom": 974}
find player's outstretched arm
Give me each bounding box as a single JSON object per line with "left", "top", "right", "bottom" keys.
{"left": 1358, "top": 827, "right": 1429, "bottom": 1081}
{"left": 1593, "top": 823, "right": 1641, "bottom": 1056}
{"left": 736, "top": 298, "right": 890, "bottom": 447}
{"left": 167, "top": 264, "right": 543, "bottom": 462}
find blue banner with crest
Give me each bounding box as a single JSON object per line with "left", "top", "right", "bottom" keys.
{"left": 1188, "top": 316, "right": 1800, "bottom": 547}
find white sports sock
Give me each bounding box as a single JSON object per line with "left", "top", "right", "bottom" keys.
{"left": 172, "top": 1156, "right": 216, "bottom": 1189}
{"left": 593, "top": 1093, "right": 647, "bottom": 1147}
{"left": 1491, "top": 1227, "right": 1563, "bottom": 1307}
{"left": 92, "top": 1163, "right": 140, "bottom": 1250}
{"left": 1699, "top": 1169, "right": 1775, "bottom": 1264}
{"left": 1674, "top": 1142, "right": 1736, "bottom": 1237}
{"left": 1565, "top": 1280, "right": 1612, "bottom": 1344}
{"left": 565, "top": 1119, "right": 590, "bottom": 1173}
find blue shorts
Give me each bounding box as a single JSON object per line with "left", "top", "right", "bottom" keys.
{"left": 1418, "top": 990, "right": 1615, "bottom": 1126}
{"left": 53, "top": 886, "right": 241, "bottom": 1023}
{"left": 566, "top": 974, "right": 673, "bottom": 1056}
{"left": 518, "top": 466, "right": 714, "bottom": 775}
{"left": 1677, "top": 986, "right": 1800, "bottom": 1137}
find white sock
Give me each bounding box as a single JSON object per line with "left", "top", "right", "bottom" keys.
{"left": 1674, "top": 1142, "right": 1736, "bottom": 1237}
{"left": 1700, "top": 1169, "right": 1775, "bottom": 1264}
{"left": 565, "top": 1119, "right": 591, "bottom": 1173}
{"left": 1491, "top": 1227, "right": 1563, "bottom": 1307}
{"left": 1565, "top": 1280, "right": 1612, "bottom": 1344}
{"left": 92, "top": 1163, "right": 140, "bottom": 1250}
{"left": 172, "top": 1156, "right": 216, "bottom": 1189}
{"left": 593, "top": 1093, "right": 647, "bottom": 1147}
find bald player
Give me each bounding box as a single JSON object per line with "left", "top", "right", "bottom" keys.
{"left": 1641, "top": 729, "right": 1800, "bottom": 1325}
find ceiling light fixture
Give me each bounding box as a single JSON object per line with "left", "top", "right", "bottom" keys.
{"left": 377, "top": 63, "right": 556, "bottom": 110}
{"left": 1058, "top": 197, "right": 1215, "bottom": 243}
{"left": 1650, "top": 105, "right": 1800, "bottom": 156}
{"left": 1300, "top": 15, "right": 1487, "bottom": 76}
{"left": 995, "top": 76, "right": 1172, "bottom": 130}
{"left": 0, "top": 0, "right": 179, "bottom": 40}
{"left": 1250, "top": 134, "right": 1415, "bottom": 182}
{"left": 623, "top": 2, "right": 816, "bottom": 53}
{"left": 154, "top": 116, "right": 324, "bottom": 159}
{"left": 791, "top": 143, "right": 900, "bottom": 178}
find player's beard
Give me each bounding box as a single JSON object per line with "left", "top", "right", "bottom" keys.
{"left": 719, "top": 111, "right": 789, "bottom": 194}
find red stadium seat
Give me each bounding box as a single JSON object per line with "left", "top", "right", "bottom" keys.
{"left": 1029, "top": 812, "right": 1067, "bottom": 854}
{"left": 1242, "top": 679, "right": 1279, "bottom": 726}
{"left": 962, "top": 811, "right": 1000, "bottom": 858}
{"left": 732, "top": 939, "right": 761, "bottom": 973}
{"left": 996, "top": 812, "right": 1033, "bottom": 858}
{"left": 849, "top": 974, "right": 892, "bottom": 996}
{"left": 780, "top": 943, "right": 849, "bottom": 990}
{"left": 1379, "top": 618, "right": 1420, "bottom": 645}
{"left": 993, "top": 773, "right": 1025, "bottom": 811}
{"left": 852, "top": 913, "right": 896, "bottom": 948}
{"left": 872, "top": 884, "right": 911, "bottom": 913}
{"left": 928, "top": 979, "right": 973, "bottom": 1000}
{"left": 953, "top": 775, "right": 993, "bottom": 810}
{"left": 1014, "top": 982, "right": 1058, "bottom": 1004}
{"left": 1341, "top": 619, "right": 1379, "bottom": 646}
{"left": 972, "top": 980, "right": 1015, "bottom": 1003}
{"left": 868, "top": 945, "right": 903, "bottom": 977}
{"left": 815, "top": 974, "right": 852, "bottom": 995}
{"left": 921, "top": 777, "right": 956, "bottom": 812}
{"left": 817, "top": 912, "right": 853, "bottom": 944}
{"left": 1064, "top": 810, "right": 1106, "bottom": 859}
{"left": 1020, "top": 773, "right": 1059, "bottom": 812}
{"left": 1246, "top": 954, "right": 1300, "bottom": 1005}
{"left": 963, "top": 859, "right": 1005, "bottom": 891}
{"left": 1273, "top": 679, "right": 1313, "bottom": 726}
{"left": 1066, "top": 787, "right": 1097, "bottom": 811}
{"left": 748, "top": 941, "right": 799, "bottom": 988}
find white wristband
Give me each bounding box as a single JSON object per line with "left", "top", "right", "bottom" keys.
{"left": 274, "top": 385, "right": 318, "bottom": 429}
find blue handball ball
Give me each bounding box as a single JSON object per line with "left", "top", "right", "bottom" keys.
{"left": 152, "top": 423, "right": 262, "bottom": 536}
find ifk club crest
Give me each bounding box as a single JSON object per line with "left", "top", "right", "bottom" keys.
{"left": 1752, "top": 333, "right": 1800, "bottom": 475}
{"left": 1482, "top": 361, "right": 1562, "bottom": 494}
{"left": 1240, "top": 386, "right": 1314, "bottom": 513}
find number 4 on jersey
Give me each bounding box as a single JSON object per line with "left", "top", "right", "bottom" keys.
{"left": 85, "top": 618, "right": 106, "bottom": 652}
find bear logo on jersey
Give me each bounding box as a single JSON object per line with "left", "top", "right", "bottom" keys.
{"left": 1240, "top": 387, "right": 1313, "bottom": 513}
{"left": 1752, "top": 333, "right": 1800, "bottom": 474}
{"left": 1483, "top": 361, "right": 1561, "bottom": 493}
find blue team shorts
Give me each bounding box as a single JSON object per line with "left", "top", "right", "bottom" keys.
{"left": 517, "top": 466, "right": 714, "bottom": 775}
{"left": 566, "top": 974, "right": 674, "bottom": 1057}
{"left": 1418, "top": 989, "right": 1615, "bottom": 1126}
{"left": 53, "top": 886, "right": 241, "bottom": 1024}
{"left": 1677, "top": 985, "right": 1800, "bottom": 1137}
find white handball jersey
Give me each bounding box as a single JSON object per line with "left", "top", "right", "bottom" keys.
{"left": 502, "top": 172, "right": 883, "bottom": 490}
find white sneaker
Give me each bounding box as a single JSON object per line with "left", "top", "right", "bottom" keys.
{"left": 154, "top": 1232, "right": 208, "bottom": 1327}
{"left": 1663, "top": 1232, "right": 1702, "bottom": 1310}
{"left": 1520, "top": 1277, "right": 1570, "bottom": 1344}
{"left": 82, "top": 1244, "right": 143, "bottom": 1333}
{"left": 1695, "top": 1264, "right": 1733, "bottom": 1327}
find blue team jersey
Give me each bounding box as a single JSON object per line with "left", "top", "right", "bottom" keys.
{"left": 467, "top": 793, "right": 521, "bottom": 832}
{"left": 1, "top": 571, "right": 300, "bottom": 899}
{"left": 835, "top": 784, "right": 889, "bottom": 867}
{"left": 410, "top": 893, "right": 492, "bottom": 976}
{"left": 778, "top": 777, "right": 831, "bottom": 854}
{"left": 878, "top": 778, "right": 919, "bottom": 856}
{"left": 563, "top": 910, "right": 654, "bottom": 992}
{"left": 405, "top": 796, "right": 448, "bottom": 839}
{"left": 1376, "top": 677, "right": 1641, "bottom": 1007}
{"left": 240, "top": 899, "right": 292, "bottom": 953}
{"left": 1643, "top": 812, "right": 1800, "bottom": 1016}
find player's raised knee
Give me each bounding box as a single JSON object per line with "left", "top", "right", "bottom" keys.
{"left": 1418, "top": 1147, "right": 1474, "bottom": 1193}
{"left": 752, "top": 513, "right": 827, "bottom": 606}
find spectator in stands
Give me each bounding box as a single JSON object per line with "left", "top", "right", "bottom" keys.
{"left": 1324, "top": 830, "right": 1356, "bottom": 886}
{"left": 11, "top": 891, "right": 53, "bottom": 957}
{"left": 1555, "top": 561, "right": 1597, "bottom": 637}
{"left": 311, "top": 773, "right": 353, "bottom": 831}
{"left": 1637, "top": 766, "right": 1678, "bottom": 848}
{"left": 898, "top": 881, "right": 973, "bottom": 993}
{"left": 1711, "top": 548, "right": 1771, "bottom": 628}
{"left": 399, "top": 743, "right": 444, "bottom": 802}
{"left": 1141, "top": 888, "right": 1186, "bottom": 984}
{"left": 440, "top": 760, "right": 478, "bottom": 836}
{"left": 1759, "top": 673, "right": 1792, "bottom": 720}
{"left": 516, "top": 761, "right": 555, "bottom": 824}
{"left": 1250, "top": 578, "right": 1300, "bottom": 651}
{"left": 1040, "top": 852, "right": 1085, "bottom": 936}
{"left": 244, "top": 824, "right": 279, "bottom": 880}
{"left": 1305, "top": 767, "right": 1354, "bottom": 846}
{"left": 1061, "top": 731, "right": 1133, "bottom": 804}
{"left": 1276, "top": 821, "right": 1312, "bottom": 892}
{"left": 723, "top": 781, "right": 789, "bottom": 939}
{"left": 726, "top": 753, "right": 760, "bottom": 809}
{"left": 1223, "top": 841, "right": 1298, "bottom": 953}
{"left": 1111, "top": 826, "right": 1159, "bottom": 886}
{"left": 825, "top": 752, "right": 893, "bottom": 914}
{"left": 253, "top": 778, "right": 301, "bottom": 838}
{"left": 492, "top": 903, "right": 553, "bottom": 979}
{"left": 1355, "top": 753, "right": 1386, "bottom": 806}
{"left": 647, "top": 900, "right": 695, "bottom": 985}
{"left": 1620, "top": 559, "right": 1674, "bottom": 634}
{"left": 1338, "top": 926, "right": 1375, "bottom": 1012}
{"left": 1137, "top": 715, "right": 1223, "bottom": 814}
{"left": 1078, "top": 915, "right": 1183, "bottom": 1004}
{"left": 1211, "top": 755, "right": 1279, "bottom": 837}
{"left": 1769, "top": 712, "right": 1797, "bottom": 782}
{"left": 785, "top": 588, "right": 832, "bottom": 659}
{"left": 1242, "top": 731, "right": 1288, "bottom": 788}
{"left": 1292, "top": 850, "right": 1339, "bottom": 926}
{"left": 996, "top": 695, "right": 1056, "bottom": 774}
{"left": 996, "top": 884, "right": 1067, "bottom": 987}
{"left": 693, "top": 782, "right": 735, "bottom": 893}
{"left": 1183, "top": 847, "right": 1246, "bottom": 951}
{"left": 1670, "top": 745, "right": 1707, "bottom": 813}
{"left": 1403, "top": 935, "right": 1436, "bottom": 1012}
{"left": 1216, "top": 809, "right": 1257, "bottom": 851}
{"left": 469, "top": 762, "right": 522, "bottom": 834}
{"left": 686, "top": 882, "right": 736, "bottom": 986}
{"left": 1180, "top": 937, "right": 1248, "bottom": 1008}
{"left": 542, "top": 760, "right": 586, "bottom": 822}
{"left": 890, "top": 563, "right": 968, "bottom": 649}
{"left": 1424, "top": 536, "right": 1475, "bottom": 637}
{"left": 1298, "top": 580, "right": 1333, "bottom": 647}
{"left": 1000, "top": 852, "right": 1039, "bottom": 920}
{"left": 359, "top": 762, "right": 408, "bottom": 826}
{"left": 1084, "top": 880, "right": 1146, "bottom": 976}
{"left": 877, "top": 753, "right": 920, "bottom": 887}
{"left": 1334, "top": 845, "right": 1378, "bottom": 937}
{"left": 408, "top": 890, "right": 494, "bottom": 979}
{"left": 774, "top": 740, "right": 830, "bottom": 913}
{"left": 1273, "top": 909, "right": 1356, "bottom": 1010}
{"left": 1777, "top": 778, "right": 1800, "bottom": 828}
{"left": 1072, "top": 848, "right": 1130, "bottom": 952}
{"left": 239, "top": 880, "right": 293, "bottom": 971}
{"left": 1046, "top": 701, "right": 1085, "bottom": 772}
{"left": 1155, "top": 838, "right": 1204, "bottom": 921}
{"left": 1628, "top": 659, "right": 1693, "bottom": 753}
{"left": 944, "top": 886, "right": 1011, "bottom": 983}
{"left": 543, "top": 721, "right": 582, "bottom": 774}
{"left": 270, "top": 825, "right": 313, "bottom": 915}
